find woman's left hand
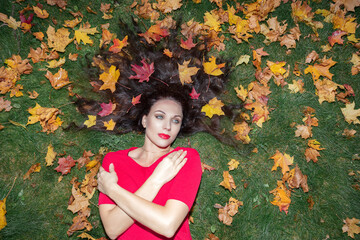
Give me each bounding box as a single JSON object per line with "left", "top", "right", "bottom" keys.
{"left": 97, "top": 163, "right": 118, "bottom": 196}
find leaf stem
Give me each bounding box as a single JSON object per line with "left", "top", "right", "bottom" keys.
{"left": 4, "top": 177, "right": 17, "bottom": 199}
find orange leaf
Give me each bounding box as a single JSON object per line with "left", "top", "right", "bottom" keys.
{"left": 219, "top": 171, "right": 236, "bottom": 191}
{"left": 138, "top": 23, "right": 169, "bottom": 44}
{"left": 23, "top": 163, "right": 41, "bottom": 180}
{"left": 45, "top": 68, "right": 71, "bottom": 89}
{"left": 270, "top": 150, "right": 294, "bottom": 175}
{"left": 305, "top": 147, "right": 320, "bottom": 163}
{"left": 109, "top": 36, "right": 128, "bottom": 53}
{"left": 328, "top": 30, "right": 347, "bottom": 46}
{"left": 269, "top": 181, "right": 291, "bottom": 214}
{"left": 55, "top": 155, "right": 76, "bottom": 175}
{"left": 132, "top": 94, "right": 141, "bottom": 106}
{"left": 203, "top": 56, "right": 225, "bottom": 76}
{"left": 99, "top": 65, "right": 120, "bottom": 92}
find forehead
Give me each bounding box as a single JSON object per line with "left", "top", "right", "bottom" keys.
{"left": 150, "top": 99, "right": 183, "bottom": 116}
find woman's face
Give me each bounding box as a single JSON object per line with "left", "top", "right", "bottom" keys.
{"left": 142, "top": 99, "right": 183, "bottom": 149}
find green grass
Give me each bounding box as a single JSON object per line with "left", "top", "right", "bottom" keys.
{"left": 1, "top": 0, "right": 360, "bottom": 239}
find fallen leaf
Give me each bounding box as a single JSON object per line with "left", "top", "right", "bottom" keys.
{"left": 228, "top": 159, "right": 240, "bottom": 171}
{"left": 295, "top": 125, "right": 312, "bottom": 139}
{"left": 201, "top": 97, "right": 225, "bottom": 118}
{"left": 178, "top": 60, "right": 199, "bottom": 85}
{"left": 0, "top": 198, "right": 6, "bottom": 231}
{"left": 27, "top": 103, "right": 62, "bottom": 133}
{"left": 343, "top": 129, "right": 356, "bottom": 138}
{"left": 103, "top": 119, "right": 116, "bottom": 130}
{"left": 109, "top": 36, "right": 128, "bottom": 53}
{"left": 23, "top": 163, "right": 41, "bottom": 180}
{"left": 305, "top": 147, "right": 320, "bottom": 163}
{"left": 45, "top": 144, "right": 57, "bottom": 166}
{"left": 270, "top": 150, "right": 294, "bottom": 175}
{"left": 341, "top": 102, "right": 360, "bottom": 124}
{"left": 67, "top": 208, "right": 92, "bottom": 236}
{"left": 203, "top": 56, "right": 225, "bottom": 76}
{"left": 180, "top": 37, "right": 196, "bottom": 50}
{"left": 129, "top": 59, "right": 154, "bottom": 82}
{"left": 189, "top": 87, "right": 200, "bottom": 100}
{"left": 219, "top": 171, "right": 236, "bottom": 191}
{"left": 45, "top": 68, "right": 71, "bottom": 89}
{"left": 67, "top": 184, "right": 90, "bottom": 214}
{"left": 55, "top": 155, "right": 76, "bottom": 175}
{"left": 342, "top": 217, "right": 360, "bottom": 239}
{"left": 328, "top": 30, "right": 347, "bottom": 46}
{"left": 139, "top": 23, "right": 169, "bottom": 44}
{"left": 0, "top": 97, "right": 12, "bottom": 112}
{"left": 33, "top": 6, "right": 49, "bottom": 19}
{"left": 269, "top": 180, "right": 291, "bottom": 214}
{"left": 233, "top": 121, "right": 251, "bottom": 144}
{"left": 0, "top": 13, "right": 21, "bottom": 29}
{"left": 47, "top": 25, "right": 74, "bottom": 52}
{"left": 235, "top": 55, "right": 251, "bottom": 66}
{"left": 99, "top": 65, "right": 120, "bottom": 92}
{"left": 84, "top": 115, "right": 97, "bottom": 128}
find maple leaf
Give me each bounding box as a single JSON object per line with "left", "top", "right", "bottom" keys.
{"left": 203, "top": 11, "right": 221, "bottom": 32}
{"left": 201, "top": 97, "right": 225, "bottom": 118}
{"left": 235, "top": 55, "right": 251, "bottom": 66}
{"left": 305, "top": 147, "right": 321, "bottom": 163}
{"left": 267, "top": 60, "right": 287, "bottom": 76}
{"left": 201, "top": 162, "right": 215, "bottom": 172}
{"left": 189, "top": 87, "right": 200, "bottom": 100}
{"left": 334, "top": 0, "right": 360, "bottom": 12}
{"left": 228, "top": 159, "right": 239, "bottom": 171}
{"left": 288, "top": 79, "right": 305, "bottom": 93}
{"left": 270, "top": 150, "right": 294, "bottom": 175}
{"left": 132, "top": 94, "right": 141, "bottom": 106}
{"left": 129, "top": 59, "right": 154, "bottom": 82}
{"left": 67, "top": 208, "right": 92, "bottom": 236}
{"left": 163, "top": 49, "right": 173, "bottom": 58}
{"left": 104, "top": 119, "right": 116, "bottom": 131}
{"left": 84, "top": 115, "right": 97, "bottom": 128}
{"left": 20, "top": 13, "right": 34, "bottom": 32}
{"left": 154, "top": 0, "right": 183, "bottom": 13}
{"left": 305, "top": 50, "right": 319, "bottom": 63}
{"left": 76, "top": 150, "right": 94, "bottom": 169}
{"left": 233, "top": 122, "right": 251, "bottom": 144}
{"left": 203, "top": 56, "right": 225, "bottom": 76}
{"left": 75, "top": 23, "right": 98, "bottom": 45}
{"left": 295, "top": 124, "right": 312, "bottom": 139}
{"left": 314, "top": 79, "right": 339, "bottom": 104}
{"left": 45, "top": 144, "right": 57, "bottom": 166}
{"left": 98, "top": 102, "right": 116, "bottom": 117}
{"left": 45, "top": 68, "right": 71, "bottom": 89}
{"left": 68, "top": 184, "right": 90, "bottom": 214}
{"left": 99, "top": 65, "right": 120, "bottom": 92}
{"left": 343, "top": 129, "right": 357, "bottom": 138}
{"left": 63, "top": 17, "right": 82, "bottom": 28}
{"left": 341, "top": 102, "right": 360, "bottom": 124}
{"left": 99, "top": 28, "right": 114, "bottom": 48}
{"left": 304, "top": 56, "right": 337, "bottom": 81}
{"left": 33, "top": 6, "right": 49, "bottom": 19}
{"left": 0, "top": 13, "right": 21, "bottom": 29}
{"left": 5, "top": 54, "right": 33, "bottom": 75}
{"left": 234, "top": 85, "right": 248, "bottom": 101}
{"left": 47, "top": 26, "right": 74, "bottom": 52}
{"left": 220, "top": 171, "right": 236, "bottom": 191}
{"left": 215, "top": 197, "right": 243, "bottom": 226}
{"left": 55, "top": 155, "right": 76, "bottom": 175}
{"left": 27, "top": 103, "right": 62, "bottom": 133}
{"left": 47, "top": 57, "right": 66, "bottom": 68}
{"left": 244, "top": 101, "right": 270, "bottom": 127}
{"left": 178, "top": 60, "right": 199, "bottom": 85}
{"left": 109, "top": 36, "right": 128, "bottom": 53}
{"left": 284, "top": 165, "right": 309, "bottom": 192}
{"left": 269, "top": 180, "right": 291, "bottom": 214}
{"left": 0, "top": 97, "right": 12, "bottom": 112}
{"left": 68, "top": 53, "right": 78, "bottom": 61}
{"left": 10, "top": 84, "right": 23, "bottom": 98}
{"left": 180, "top": 37, "right": 196, "bottom": 50}
{"left": 23, "top": 163, "right": 41, "bottom": 180}
{"left": 328, "top": 30, "right": 347, "bottom": 46}
{"left": 139, "top": 23, "right": 169, "bottom": 44}
{"left": 342, "top": 217, "right": 360, "bottom": 238}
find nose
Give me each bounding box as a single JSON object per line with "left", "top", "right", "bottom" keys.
{"left": 163, "top": 119, "right": 171, "bottom": 131}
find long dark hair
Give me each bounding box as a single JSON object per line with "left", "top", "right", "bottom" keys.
{"left": 75, "top": 19, "right": 244, "bottom": 148}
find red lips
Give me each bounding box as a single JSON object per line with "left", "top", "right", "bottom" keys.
{"left": 158, "top": 133, "right": 170, "bottom": 139}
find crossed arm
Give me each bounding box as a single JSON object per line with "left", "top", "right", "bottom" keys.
{"left": 97, "top": 150, "right": 189, "bottom": 239}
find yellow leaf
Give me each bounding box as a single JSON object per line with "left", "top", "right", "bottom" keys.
{"left": 47, "top": 57, "right": 66, "bottom": 68}
{"left": 85, "top": 160, "right": 99, "bottom": 171}
{"left": 33, "top": 6, "right": 49, "bottom": 19}
{"left": 99, "top": 65, "right": 120, "bottom": 93}
{"left": 235, "top": 55, "right": 250, "bottom": 66}
{"left": 103, "top": 119, "right": 116, "bottom": 131}
{"left": 233, "top": 121, "right": 251, "bottom": 144}
{"left": 341, "top": 102, "right": 360, "bottom": 125}
{"left": 228, "top": 159, "right": 239, "bottom": 171}
{"left": 47, "top": 26, "right": 74, "bottom": 52}
{"left": 203, "top": 56, "right": 225, "bottom": 76}
{"left": 84, "top": 115, "right": 96, "bottom": 128}
{"left": 204, "top": 11, "right": 221, "bottom": 32}
{"left": 308, "top": 139, "right": 325, "bottom": 150}
{"left": 219, "top": 171, "right": 236, "bottom": 191}
{"left": 270, "top": 150, "right": 294, "bottom": 175}
{"left": 0, "top": 198, "right": 6, "bottom": 231}
{"left": 201, "top": 97, "right": 225, "bottom": 118}
{"left": 269, "top": 181, "right": 291, "bottom": 214}
{"left": 267, "top": 61, "right": 287, "bottom": 76}
{"left": 75, "top": 23, "right": 98, "bottom": 45}
{"left": 348, "top": 34, "right": 359, "bottom": 43}
{"left": 342, "top": 217, "right": 360, "bottom": 239}
{"left": 0, "top": 13, "right": 21, "bottom": 30}
{"left": 45, "top": 144, "right": 57, "bottom": 166}
{"left": 178, "top": 60, "right": 199, "bottom": 85}
{"left": 288, "top": 79, "right": 305, "bottom": 93}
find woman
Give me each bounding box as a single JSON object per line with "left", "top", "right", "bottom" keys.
{"left": 97, "top": 88, "right": 202, "bottom": 239}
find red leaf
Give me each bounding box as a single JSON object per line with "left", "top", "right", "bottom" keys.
{"left": 189, "top": 87, "right": 200, "bottom": 99}
{"left": 98, "top": 101, "right": 115, "bottom": 117}
{"left": 55, "top": 155, "right": 76, "bottom": 175}
{"left": 180, "top": 37, "right": 196, "bottom": 50}
{"left": 328, "top": 30, "right": 347, "bottom": 47}
{"left": 132, "top": 94, "right": 141, "bottom": 106}
{"left": 129, "top": 59, "right": 154, "bottom": 82}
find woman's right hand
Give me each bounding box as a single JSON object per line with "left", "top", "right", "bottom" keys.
{"left": 150, "top": 150, "right": 187, "bottom": 186}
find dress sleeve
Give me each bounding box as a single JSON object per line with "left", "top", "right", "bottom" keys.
{"left": 167, "top": 148, "right": 202, "bottom": 210}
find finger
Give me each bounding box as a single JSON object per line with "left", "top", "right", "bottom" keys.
{"left": 109, "top": 163, "right": 115, "bottom": 173}
{"left": 176, "top": 158, "right": 187, "bottom": 171}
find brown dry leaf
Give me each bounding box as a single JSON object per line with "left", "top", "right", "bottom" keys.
{"left": 45, "top": 68, "right": 71, "bottom": 89}
{"left": 33, "top": 32, "right": 44, "bottom": 41}
{"left": 342, "top": 217, "right": 360, "bottom": 239}
{"left": 295, "top": 125, "right": 312, "bottom": 139}
{"left": 67, "top": 184, "right": 90, "bottom": 214}
{"left": 219, "top": 171, "right": 236, "bottom": 191}
{"left": 284, "top": 165, "right": 309, "bottom": 192}
{"left": 0, "top": 97, "right": 12, "bottom": 112}
{"left": 305, "top": 147, "right": 320, "bottom": 163}
{"left": 27, "top": 103, "right": 62, "bottom": 133}
{"left": 5, "top": 55, "right": 32, "bottom": 75}
{"left": 201, "top": 162, "right": 215, "bottom": 172}
{"left": 215, "top": 197, "right": 243, "bottom": 226}
{"left": 288, "top": 79, "right": 305, "bottom": 93}
{"left": 343, "top": 129, "right": 356, "bottom": 138}
{"left": 68, "top": 53, "right": 78, "bottom": 61}
{"left": 154, "top": 0, "right": 182, "bottom": 13}
{"left": 28, "top": 90, "right": 39, "bottom": 99}
{"left": 314, "top": 78, "right": 339, "bottom": 104}
{"left": 244, "top": 101, "right": 270, "bottom": 128}
{"left": 23, "top": 163, "right": 41, "bottom": 180}
{"left": 341, "top": 102, "right": 360, "bottom": 124}
{"left": 67, "top": 208, "right": 92, "bottom": 236}
{"left": 205, "top": 233, "right": 220, "bottom": 240}
{"left": 305, "top": 50, "right": 319, "bottom": 63}
{"left": 77, "top": 150, "right": 94, "bottom": 169}
{"left": 132, "top": 0, "right": 160, "bottom": 21}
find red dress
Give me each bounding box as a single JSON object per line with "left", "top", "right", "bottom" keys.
{"left": 98, "top": 147, "right": 202, "bottom": 240}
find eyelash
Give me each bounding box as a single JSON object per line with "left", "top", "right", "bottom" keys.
{"left": 155, "top": 115, "right": 181, "bottom": 124}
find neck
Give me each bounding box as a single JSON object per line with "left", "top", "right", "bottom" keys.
{"left": 140, "top": 146, "right": 171, "bottom": 154}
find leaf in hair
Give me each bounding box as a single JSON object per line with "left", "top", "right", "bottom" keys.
{"left": 178, "top": 60, "right": 199, "bottom": 85}
{"left": 129, "top": 59, "right": 154, "bottom": 82}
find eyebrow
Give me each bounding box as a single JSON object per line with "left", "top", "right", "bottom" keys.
{"left": 154, "top": 110, "right": 183, "bottom": 118}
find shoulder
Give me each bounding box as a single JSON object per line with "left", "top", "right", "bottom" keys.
{"left": 102, "top": 148, "right": 133, "bottom": 168}
{"left": 176, "top": 147, "right": 200, "bottom": 158}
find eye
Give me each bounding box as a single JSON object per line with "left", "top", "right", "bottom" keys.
{"left": 155, "top": 115, "right": 164, "bottom": 120}
{"left": 172, "top": 118, "right": 181, "bottom": 124}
